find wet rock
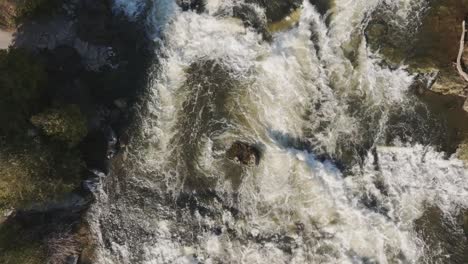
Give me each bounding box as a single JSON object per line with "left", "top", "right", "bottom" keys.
{"left": 409, "top": 68, "right": 439, "bottom": 95}
{"left": 226, "top": 141, "right": 261, "bottom": 165}
{"left": 113, "top": 98, "right": 127, "bottom": 109}
{"left": 177, "top": 0, "right": 205, "bottom": 13}
{"left": 81, "top": 128, "right": 112, "bottom": 174}
{"left": 233, "top": 4, "right": 271, "bottom": 41}
{"left": 366, "top": 0, "right": 468, "bottom": 113}
{"left": 246, "top": 0, "right": 302, "bottom": 23}
{"left": 65, "top": 255, "right": 79, "bottom": 264}
{"left": 309, "top": 0, "right": 332, "bottom": 16}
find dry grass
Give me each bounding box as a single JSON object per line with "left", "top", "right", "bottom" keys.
{"left": 46, "top": 232, "right": 80, "bottom": 264}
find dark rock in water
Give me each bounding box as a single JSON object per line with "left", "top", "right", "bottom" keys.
{"left": 233, "top": 4, "right": 272, "bottom": 41}
{"left": 65, "top": 255, "right": 79, "bottom": 264}
{"left": 227, "top": 141, "right": 261, "bottom": 165}
{"left": 81, "top": 126, "right": 117, "bottom": 174}
{"left": 409, "top": 69, "right": 439, "bottom": 95}
{"left": 309, "top": 0, "right": 332, "bottom": 16}
{"left": 245, "top": 0, "right": 302, "bottom": 23}
{"left": 177, "top": 0, "right": 205, "bottom": 13}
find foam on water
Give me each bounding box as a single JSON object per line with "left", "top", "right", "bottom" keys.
{"left": 88, "top": 1, "right": 468, "bottom": 263}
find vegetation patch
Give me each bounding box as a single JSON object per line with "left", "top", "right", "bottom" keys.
{"left": 0, "top": 140, "right": 84, "bottom": 212}
{"left": 0, "top": 0, "right": 62, "bottom": 29}
{"left": 0, "top": 48, "right": 47, "bottom": 136}
{"left": 31, "top": 105, "right": 88, "bottom": 147}
{"left": 0, "top": 219, "right": 47, "bottom": 264}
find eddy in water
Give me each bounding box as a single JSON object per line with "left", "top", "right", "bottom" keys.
{"left": 87, "top": 0, "right": 468, "bottom": 263}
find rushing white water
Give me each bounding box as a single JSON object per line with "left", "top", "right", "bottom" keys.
{"left": 88, "top": 0, "right": 468, "bottom": 263}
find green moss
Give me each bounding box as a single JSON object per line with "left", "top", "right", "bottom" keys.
{"left": 0, "top": 48, "right": 47, "bottom": 136}
{"left": 31, "top": 105, "right": 88, "bottom": 147}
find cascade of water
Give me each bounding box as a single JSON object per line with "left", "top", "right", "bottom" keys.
{"left": 87, "top": 1, "right": 468, "bottom": 263}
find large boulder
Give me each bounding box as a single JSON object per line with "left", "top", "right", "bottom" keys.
{"left": 226, "top": 141, "right": 261, "bottom": 166}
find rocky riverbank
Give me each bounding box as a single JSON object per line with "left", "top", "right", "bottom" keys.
{"left": 0, "top": 0, "right": 153, "bottom": 263}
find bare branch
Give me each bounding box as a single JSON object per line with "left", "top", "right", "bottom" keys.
{"left": 456, "top": 20, "right": 468, "bottom": 82}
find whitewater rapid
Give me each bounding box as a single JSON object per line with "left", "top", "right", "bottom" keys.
{"left": 88, "top": 1, "right": 468, "bottom": 263}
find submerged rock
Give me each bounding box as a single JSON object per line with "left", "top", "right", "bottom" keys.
{"left": 309, "top": 0, "right": 332, "bottom": 16}
{"left": 246, "top": 0, "right": 302, "bottom": 23}
{"left": 176, "top": 0, "right": 205, "bottom": 13}
{"left": 233, "top": 3, "right": 271, "bottom": 41}
{"left": 226, "top": 141, "right": 261, "bottom": 166}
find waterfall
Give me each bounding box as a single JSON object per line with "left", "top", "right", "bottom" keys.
{"left": 88, "top": 1, "right": 468, "bottom": 263}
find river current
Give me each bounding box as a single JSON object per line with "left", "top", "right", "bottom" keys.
{"left": 87, "top": 1, "right": 468, "bottom": 263}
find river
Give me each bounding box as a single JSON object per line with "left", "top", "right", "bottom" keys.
{"left": 87, "top": 1, "right": 468, "bottom": 263}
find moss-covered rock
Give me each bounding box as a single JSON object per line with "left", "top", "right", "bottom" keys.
{"left": 31, "top": 105, "right": 88, "bottom": 147}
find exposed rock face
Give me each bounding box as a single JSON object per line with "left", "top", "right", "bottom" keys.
{"left": 227, "top": 141, "right": 261, "bottom": 166}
